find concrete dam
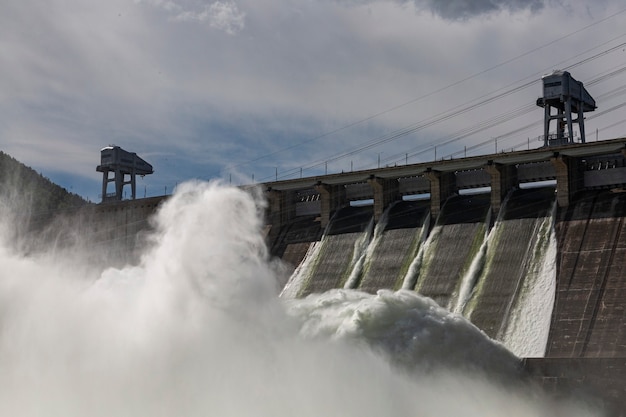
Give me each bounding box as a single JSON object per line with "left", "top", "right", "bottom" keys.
{"left": 90, "top": 138, "right": 626, "bottom": 414}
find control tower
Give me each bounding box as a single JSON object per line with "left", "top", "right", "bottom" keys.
{"left": 96, "top": 146, "right": 154, "bottom": 202}
{"left": 536, "top": 70, "right": 596, "bottom": 147}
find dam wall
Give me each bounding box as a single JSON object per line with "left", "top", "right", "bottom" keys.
{"left": 274, "top": 187, "right": 626, "bottom": 413}
{"left": 79, "top": 139, "right": 626, "bottom": 414}
{"left": 296, "top": 205, "right": 374, "bottom": 296}
{"left": 280, "top": 187, "right": 559, "bottom": 353}
{"left": 356, "top": 200, "right": 430, "bottom": 293}
{"left": 465, "top": 187, "right": 556, "bottom": 346}
{"left": 548, "top": 190, "right": 626, "bottom": 358}
{"left": 48, "top": 196, "right": 167, "bottom": 266}
{"left": 414, "top": 194, "right": 491, "bottom": 310}
{"left": 524, "top": 357, "right": 626, "bottom": 416}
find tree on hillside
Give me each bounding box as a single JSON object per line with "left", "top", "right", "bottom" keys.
{"left": 0, "top": 151, "right": 90, "bottom": 236}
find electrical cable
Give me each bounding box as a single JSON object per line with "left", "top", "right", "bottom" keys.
{"left": 263, "top": 44, "right": 626, "bottom": 182}
{"left": 226, "top": 8, "right": 626, "bottom": 176}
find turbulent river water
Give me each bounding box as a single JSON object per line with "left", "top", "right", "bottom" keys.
{"left": 0, "top": 181, "right": 600, "bottom": 416}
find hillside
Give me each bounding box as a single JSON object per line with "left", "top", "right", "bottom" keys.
{"left": 0, "top": 150, "right": 90, "bottom": 233}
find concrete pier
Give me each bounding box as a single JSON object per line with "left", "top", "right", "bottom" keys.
{"left": 485, "top": 162, "right": 517, "bottom": 215}
{"left": 368, "top": 176, "right": 399, "bottom": 222}
{"left": 314, "top": 183, "right": 346, "bottom": 229}
{"left": 551, "top": 153, "right": 582, "bottom": 207}
{"left": 425, "top": 169, "right": 456, "bottom": 219}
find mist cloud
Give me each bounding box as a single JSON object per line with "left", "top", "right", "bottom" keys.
{"left": 0, "top": 181, "right": 602, "bottom": 417}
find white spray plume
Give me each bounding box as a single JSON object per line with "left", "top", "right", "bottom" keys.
{"left": 0, "top": 180, "right": 601, "bottom": 417}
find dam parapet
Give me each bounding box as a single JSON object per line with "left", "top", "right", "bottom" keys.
{"left": 264, "top": 138, "right": 626, "bottom": 235}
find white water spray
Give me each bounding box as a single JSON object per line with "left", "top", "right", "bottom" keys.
{"left": 0, "top": 181, "right": 600, "bottom": 417}
{"left": 344, "top": 203, "right": 397, "bottom": 289}
{"left": 452, "top": 207, "right": 492, "bottom": 313}
{"left": 343, "top": 216, "right": 376, "bottom": 289}
{"left": 280, "top": 240, "right": 322, "bottom": 298}
{"left": 500, "top": 200, "right": 558, "bottom": 357}
{"left": 400, "top": 214, "right": 431, "bottom": 290}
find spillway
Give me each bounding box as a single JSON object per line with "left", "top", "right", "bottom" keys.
{"left": 355, "top": 200, "right": 430, "bottom": 293}
{"left": 269, "top": 215, "right": 322, "bottom": 290}
{"left": 465, "top": 187, "right": 556, "bottom": 345}
{"left": 413, "top": 194, "right": 491, "bottom": 309}
{"left": 294, "top": 206, "right": 374, "bottom": 297}
{"left": 269, "top": 184, "right": 626, "bottom": 413}
{"left": 270, "top": 216, "right": 322, "bottom": 268}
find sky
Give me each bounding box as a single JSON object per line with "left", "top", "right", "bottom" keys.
{"left": 1, "top": 0, "right": 626, "bottom": 202}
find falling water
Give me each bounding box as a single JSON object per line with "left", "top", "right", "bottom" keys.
{"left": 401, "top": 221, "right": 436, "bottom": 290}
{"left": 343, "top": 216, "right": 375, "bottom": 289}
{"left": 279, "top": 240, "right": 322, "bottom": 298}
{"left": 0, "top": 181, "right": 600, "bottom": 417}
{"left": 500, "top": 199, "right": 558, "bottom": 357}
{"left": 411, "top": 194, "right": 492, "bottom": 308}
{"left": 452, "top": 206, "right": 492, "bottom": 314}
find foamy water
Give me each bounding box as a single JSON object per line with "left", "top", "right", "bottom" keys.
{"left": 0, "top": 181, "right": 600, "bottom": 416}
{"left": 501, "top": 201, "right": 558, "bottom": 357}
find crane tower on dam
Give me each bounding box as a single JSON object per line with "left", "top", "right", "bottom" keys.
{"left": 536, "top": 70, "right": 596, "bottom": 147}
{"left": 96, "top": 146, "right": 154, "bottom": 203}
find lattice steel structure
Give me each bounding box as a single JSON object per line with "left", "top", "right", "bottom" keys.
{"left": 96, "top": 146, "right": 153, "bottom": 202}
{"left": 536, "top": 70, "right": 596, "bottom": 147}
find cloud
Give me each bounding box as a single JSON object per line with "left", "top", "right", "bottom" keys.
{"left": 139, "top": 0, "right": 245, "bottom": 33}
{"left": 2, "top": 0, "right": 626, "bottom": 202}
{"left": 339, "top": 0, "right": 547, "bottom": 20}
{"left": 206, "top": 1, "right": 246, "bottom": 34}
{"left": 412, "top": 0, "right": 546, "bottom": 20}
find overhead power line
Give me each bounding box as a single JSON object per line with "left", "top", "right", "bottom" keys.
{"left": 262, "top": 42, "right": 626, "bottom": 182}
{"left": 229, "top": 7, "right": 626, "bottom": 177}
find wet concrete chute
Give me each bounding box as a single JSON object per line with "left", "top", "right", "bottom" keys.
{"left": 356, "top": 200, "right": 431, "bottom": 293}
{"left": 413, "top": 193, "right": 492, "bottom": 309}
{"left": 463, "top": 187, "right": 557, "bottom": 351}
